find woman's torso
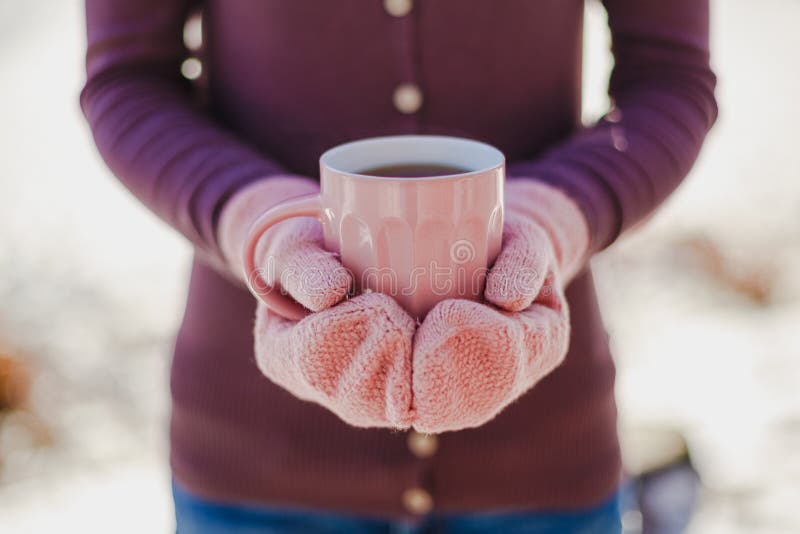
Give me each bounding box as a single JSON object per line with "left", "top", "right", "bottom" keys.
{"left": 170, "top": 0, "right": 621, "bottom": 518}
{"left": 203, "top": 0, "right": 584, "bottom": 175}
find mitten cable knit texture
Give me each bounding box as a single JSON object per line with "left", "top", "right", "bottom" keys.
{"left": 412, "top": 294, "right": 570, "bottom": 433}
{"left": 239, "top": 178, "right": 591, "bottom": 433}
{"left": 223, "top": 178, "right": 416, "bottom": 429}
{"left": 485, "top": 179, "right": 591, "bottom": 312}
{"left": 412, "top": 179, "right": 590, "bottom": 434}
{"left": 218, "top": 176, "right": 352, "bottom": 312}
{"left": 254, "top": 292, "right": 416, "bottom": 428}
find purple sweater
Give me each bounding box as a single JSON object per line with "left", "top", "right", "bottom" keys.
{"left": 81, "top": 0, "right": 716, "bottom": 517}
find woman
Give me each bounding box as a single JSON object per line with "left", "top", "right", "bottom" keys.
{"left": 81, "top": 0, "right": 717, "bottom": 532}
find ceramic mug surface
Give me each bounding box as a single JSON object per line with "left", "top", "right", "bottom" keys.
{"left": 244, "top": 135, "right": 505, "bottom": 320}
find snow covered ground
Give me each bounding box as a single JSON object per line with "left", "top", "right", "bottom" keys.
{"left": 0, "top": 1, "right": 797, "bottom": 532}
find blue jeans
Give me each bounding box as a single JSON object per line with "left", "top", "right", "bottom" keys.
{"left": 173, "top": 482, "right": 622, "bottom": 533}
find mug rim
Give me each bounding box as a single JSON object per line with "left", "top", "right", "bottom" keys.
{"left": 319, "top": 135, "right": 505, "bottom": 182}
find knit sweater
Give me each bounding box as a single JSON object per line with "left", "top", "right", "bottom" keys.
{"left": 80, "top": 0, "right": 717, "bottom": 519}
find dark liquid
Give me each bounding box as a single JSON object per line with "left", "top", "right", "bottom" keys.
{"left": 357, "top": 163, "right": 469, "bottom": 178}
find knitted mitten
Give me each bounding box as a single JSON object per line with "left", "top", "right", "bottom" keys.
{"left": 219, "top": 176, "right": 352, "bottom": 312}
{"left": 254, "top": 292, "right": 416, "bottom": 429}
{"left": 411, "top": 180, "right": 590, "bottom": 433}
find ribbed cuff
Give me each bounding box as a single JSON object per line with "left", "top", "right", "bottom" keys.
{"left": 503, "top": 177, "right": 591, "bottom": 283}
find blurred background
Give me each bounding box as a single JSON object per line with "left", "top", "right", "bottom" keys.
{"left": 0, "top": 0, "right": 798, "bottom": 532}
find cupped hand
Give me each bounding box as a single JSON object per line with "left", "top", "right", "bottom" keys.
{"left": 219, "top": 176, "right": 352, "bottom": 312}
{"left": 254, "top": 292, "right": 416, "bottom": 428}
{"left": 411, "top": 284, "right": 570, "bottom": 434}
{"left": 411, "top": 179, "right": 590, "bottom": 433}
{"left": 238, "top": 177, "right": 590, "bottom": 432}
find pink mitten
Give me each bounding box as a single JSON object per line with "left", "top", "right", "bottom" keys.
{"left": 218, "top": 176, "right": 352, "bottom": 312}
{"left": 412, "top": 180, "right": 590, "bottom": 433}
{"left": 254, "top": 292, "right": 416, "bottom": 428}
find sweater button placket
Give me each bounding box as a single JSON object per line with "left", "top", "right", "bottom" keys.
{"left": 387, "top": 0, "right": 433, "bottom": 516}
{"left": 407, "top": 430, "right": 438, "bottom": 459}
{"left": 384, "top": 0, "right": 413, "bottom": 18}
{"left": 393, "top": 83, "right": 424, "bottom": 115}
{"left": 402, "top": 431, "right": 437, "bottom": 517}
{"left": 386, "top": 0, "right": 422, "bottom": 131}
{"left": 402, "top": 486, "right": 434, "bottom": 515}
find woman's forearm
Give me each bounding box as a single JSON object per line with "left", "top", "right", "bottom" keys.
{"left": 81, "top": 0, "right": 286, "bottom": 263}
{"left": 508, "top": 0, "right": 718, "bottom": 253}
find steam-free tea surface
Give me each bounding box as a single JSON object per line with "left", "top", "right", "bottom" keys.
{"left": 358, "top": 163, "right": 469, "bottom": 178}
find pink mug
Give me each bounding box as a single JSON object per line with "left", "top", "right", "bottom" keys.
{"left": 244, "top": 135, "right": 505, "bottom": 320}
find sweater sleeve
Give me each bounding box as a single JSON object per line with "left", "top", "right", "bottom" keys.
{"left": 79, "top": 0, "right": 286, "bottom": 261}
{"left": 507, "top": 0, "right": 718, "bottom": 253}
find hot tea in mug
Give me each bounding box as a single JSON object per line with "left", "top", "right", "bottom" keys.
{"left": 244, "top": 135, "right": 505, "bottom": 320}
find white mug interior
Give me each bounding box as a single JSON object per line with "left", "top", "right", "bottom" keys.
{"left": 320, "top": 135, "right": 505, "bottom": 178}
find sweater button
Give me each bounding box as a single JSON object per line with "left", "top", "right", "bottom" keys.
{"left": 407, "top": 431, "right": 438, "bottom": 458}
{"left": 393, "top": 83, "right": 423, "bottom": 114}
{"left": 384, "top": 0, "right": 413, "bottom": 17}
{"left": 402, "top": 487, "right": 434, "bottom": 515}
